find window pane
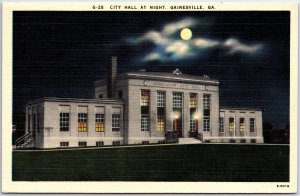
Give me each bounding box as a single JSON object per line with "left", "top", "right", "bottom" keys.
{"left": 250, "top": 118, "right": 255, "bottom": 132}
{"left": 157, "top": 115, "right": 165, "bottom": 132}
{"left": 157, "top": 91, "right": 165, "bottom": 107}
{"left": 141, "top": 114, "right": 149, "bottom": 132}
{"left": 229, "top": 117, "right": 235, "bottom": 133}
{"left": 141, "top": 90, "right": 150, "bottom": 106}
{"left": 60, "top": 113, "right": 69, "bottom": 131}
{"left": 112, "top": 114, "right": 120, "bottom": 131}
{"left": 95, "top": 114, "right": 105, "bottom": 132}
{"left": 78, "top": 113, "right": 88, "bottom": 132}
{"left": 240, "top": 118, "right": 245, "bottom": 132}
{"left": 219, "top": 117, "right": 224, "bottom": 133}
{"left": 173, "top": 93, "right": 182, "bottom": 108}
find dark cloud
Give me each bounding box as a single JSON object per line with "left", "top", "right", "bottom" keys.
{"left": 127, "top": 18, "right": 263, "bottom": 63}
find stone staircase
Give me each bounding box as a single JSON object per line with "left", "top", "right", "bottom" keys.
{"left": 16, "top": 131, "right": 34, "bottom": 149}
{"left": 178, "top": 137, "right": 202, "bottom": 144}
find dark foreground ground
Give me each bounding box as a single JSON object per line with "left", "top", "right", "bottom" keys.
{"left": 13, "top": 144, "right": 289, "bottom": 181}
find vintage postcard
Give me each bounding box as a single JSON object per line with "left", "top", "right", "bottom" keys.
{"left": 2, "top": 2, "right": 298, "bottom": 193}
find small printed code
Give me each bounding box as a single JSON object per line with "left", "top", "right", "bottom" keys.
{"left": 277, "top": 185, "right": 289, "bottom": 188}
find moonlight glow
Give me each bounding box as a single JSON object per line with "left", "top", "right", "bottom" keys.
{"left": 180, "top": 28, "right": 192, "bottom": 40}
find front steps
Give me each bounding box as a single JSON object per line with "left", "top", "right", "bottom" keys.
{"left": 178, "top": 137, "right": 202, "bottom": 144}
{"left": 16, "top": 132, "right": 34, "bottom": 149}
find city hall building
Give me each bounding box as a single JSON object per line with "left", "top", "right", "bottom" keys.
{"left": 17, "top": 57, "right": 264, "bottom": 149}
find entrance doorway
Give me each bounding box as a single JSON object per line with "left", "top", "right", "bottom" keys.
{"left": 173, "top": 108, "right": 182, "bottom": 137}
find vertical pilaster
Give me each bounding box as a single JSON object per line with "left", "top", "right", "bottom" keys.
{"left": 70, "top": 104, "right": 77, "bottom": 138}
{"left": 105, "top": 105, "right": 112, "bottom": 138}
{"left": 197, "top": 92, "right": 203, "bottom": 135}
{"left": 166, "top": 90, "right": 173, "bottom": 131}
{"left": 183, "top": 92, "right": 190, "bottom": 138}
{"left": 88, "top": 105, "right": 95, "bottom": 137}
{"left": 150, "top": 90, "right": 157, "bottom": 137}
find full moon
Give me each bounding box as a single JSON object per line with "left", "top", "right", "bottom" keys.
{"left": 180, "top": 28, "right": 192, "bottom": 40}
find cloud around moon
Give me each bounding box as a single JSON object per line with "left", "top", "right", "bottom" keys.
{"left": 128, "top": 18, "right": 263, "bottom": 63}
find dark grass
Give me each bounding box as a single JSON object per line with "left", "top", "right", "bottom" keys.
{"left": 13, "top": 144, "right": 289, "bottom": 182}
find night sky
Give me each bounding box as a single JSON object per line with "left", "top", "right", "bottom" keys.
{"left": 13, "top": 11, "right": 290, "bottom": 130}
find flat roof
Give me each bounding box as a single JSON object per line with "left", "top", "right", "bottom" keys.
{"left": 26, "top": 97, "right": 123, "bottom": 106}
{"left": 116, "top": 71, "right": 219, "bottom": 85}
{"left": 220, "top": 106, "right": 263, "bottom": 111}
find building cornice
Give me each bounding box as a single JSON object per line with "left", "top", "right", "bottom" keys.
{"left": 220, "top": 106, "right": 263, "bottom": 111}
{"left": 116, "top": 72, "right": 220, "bottom": 86}
{"left": 26, "top": 97, "right": 123, "bottom": 106}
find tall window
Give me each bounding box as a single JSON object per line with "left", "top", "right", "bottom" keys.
{"left": 250, "top": 118, "right": 255, "bottom": 132}
{"left": 141, "top": 90, "right": 150, "bottom": 132}
{"left": 95, "top": 114, "right": 105, "bottom": 132}
{"left": 141, "top": 90, "right": 150, "bottom": 106}
{"left": 173, "top": 92, "right": 183, "bottom": 137}
{"left": 190, "top": 93, "right": 198, "bottom": 132}
{"left": 173, "top": 93, "right": 183, "bottom": 108}
{"left": 60, "top": 113, "right": 69, "bottom": 131}
{"left": 112, "top": 114, "right": 120, "bottom": 131}
{"left": 190, "top": 93, "right": 197, "bottom": 108}
{"left": 239, "top": 118, "right": 245, "bottom": 132}
{"left": 219, "top": 117, "right": 224, "bottom": 133}
{"left": 203, "top": 94, "right": 210, "bottom": 132}
{"left": 141, "top": 114, "right": 149, "bottom": 132}
{"left": 157, "top": 91, "right": 165, "bottom": 132}
{"left": 229, "top": 117, "right": 235, "bottom": 133}
{"left": 78, "top": 113, "right": 88, "bottom": 132}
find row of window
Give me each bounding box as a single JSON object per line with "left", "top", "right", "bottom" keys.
{"left": 60, "top": 141, "right": 120, "bottom": 147}
{"left": 59, "top": 113, "right": 120, "bottom": 132}
{"left": 219, "top": 117, "right": 255, "bottom": 133}
{"left": 140, "top": 90, "right": 211, "bottom": 133}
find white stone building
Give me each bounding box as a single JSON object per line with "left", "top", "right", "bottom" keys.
{"left": 17, "top": 57, "right": 263, "bottom": 149}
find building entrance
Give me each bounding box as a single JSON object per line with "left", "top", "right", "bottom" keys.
{"left": 173, "top": 108, "right": 182, "bottom": 138}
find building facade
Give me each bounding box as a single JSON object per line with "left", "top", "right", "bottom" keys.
{"left": 18, "top": 57, "right": 264, "bottom": 149}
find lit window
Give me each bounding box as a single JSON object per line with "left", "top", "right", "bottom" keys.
{"left": 173, "top": 93, "right": 183, "bottom": 108}
{"left": 219, "top": 117, "right": 224, "bottom": 133}
{"left": 229, "top": 117, "right": 235, "bottom": 133}
{"left": 190, "top": 93, "right": 197, "bottom": 108}
{"left": 60, "top": 113, "right": 70, "bottom": 131}
{"left": 157, "top": 116, "right": 165, "bottom": 132}
{"left": 112, "top": 114, "right": 120, "bottom": 131}
{"left": 250, "top": 118, "right": 255, "bottom": 132}
{"left": 95, "top": 114, "right": 105, "bottom": 132}
{"left": 190, "top": 93, "right": 198, "bottom": 132}
{"left": 78, "top": 113, "right": 88, "bottom": 132}
{"left": 240, "top": 118, "right": 245, "bottom": 132}
{"left": 141, "top": 114, "right": 149, "bottom": 132}
{"left": 141, "top": 90, "right": 150, "bottom": 106}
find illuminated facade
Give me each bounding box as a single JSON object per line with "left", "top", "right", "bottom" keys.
{"left": 18, "top": 57, "right": 264, "bottom": 149}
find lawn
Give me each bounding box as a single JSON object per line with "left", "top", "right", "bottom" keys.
{"left": 13, "top": 144, "right": 289, "bottom": 181}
